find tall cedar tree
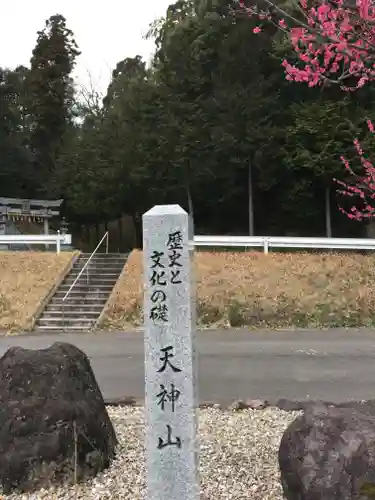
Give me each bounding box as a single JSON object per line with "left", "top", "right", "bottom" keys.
{"left": 27, "top": 14, "right": 80, "bottom": 196}
{"left": 0, "top": 66, "right": 34, "bottom": 197}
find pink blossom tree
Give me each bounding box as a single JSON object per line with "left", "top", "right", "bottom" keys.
{"left": 238, "top": 0, "right": 375, "bottom": 220}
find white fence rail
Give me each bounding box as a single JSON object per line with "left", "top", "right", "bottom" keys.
{"left": 0, "top": 233, "right": 72, "bottom": 253}
{"left": 2, "top": 233, "right": 374, "bottom": 255}
{"left": 193, "top": 235, "right": 375, "bottom": 254}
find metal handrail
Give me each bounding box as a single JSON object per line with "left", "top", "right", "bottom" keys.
{"left": 62, "top": 231, "right": 109, "bottom": 303}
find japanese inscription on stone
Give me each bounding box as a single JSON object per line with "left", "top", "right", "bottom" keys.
{"left": 143, "top": 205, "right": 199, "bottom": 500}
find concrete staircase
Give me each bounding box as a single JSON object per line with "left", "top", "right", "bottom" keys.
{"left": 35, "top": 253, "right": 127, "bottom": 331}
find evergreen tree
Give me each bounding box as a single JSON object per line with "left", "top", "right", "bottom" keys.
{"left": 0, "top": 66, "right": 33, "bottom": 197}
{"left": 27, "top": 14, "right": 80, "bottom": 197}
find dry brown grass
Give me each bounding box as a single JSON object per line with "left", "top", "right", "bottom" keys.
{"left": 102, "top": 249, "right": 375, "bottom": 329}
{"left": 0, "top": 252, "right": 76, "bottom": 332}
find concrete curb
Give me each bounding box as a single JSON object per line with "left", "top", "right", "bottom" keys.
{"left": 103, "top": 397, "right": 375, "bottom": 412}
{"left": 102, "top": 397, "right": 290, "bottom": 410}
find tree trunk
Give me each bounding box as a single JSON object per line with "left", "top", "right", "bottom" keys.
{"left": 132, "top": 213, "right": 142, "bottom": 249}
{"left": 325, "top": 185, "right": 332, "bottom": 238}
{"left": 95, "top": 222, "right": 100, "bottom": 247}
{"left": 248, "top": 163, "right": 254, "bottom": 236}
{"left": 187, "top": 184, "right": 194, "bottom": 241}
{"left": 118, "top": 217, "right": 123, "bottom": 253}
{"left": 104, "top": 221, "right": 109, "bottom": 252}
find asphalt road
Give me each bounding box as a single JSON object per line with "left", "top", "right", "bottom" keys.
{"left": 2, "top": 328, "right": 375, "bottom": 405}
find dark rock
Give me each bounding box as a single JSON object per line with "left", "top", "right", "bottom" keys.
{"left": 199, "top": 401, "right": 219, "bottom": 409}
{"left": 104, "top": 396, "right": 138, "bottom": 406}
{"left": 0, "top": 342, "right": 117, "bottom": 493}
{"left": 228, "top": 399, "right": 269, "bottom": 411}
{"left": 336, "top": 399, "right": 375, "bottom": 416}
{"left": 228, "top": 400, "right": 249, "bottom": 411}
{"left": 275, "top": 398, "right": 305, "bottom": 412}
{"left": 245, "top": 399, "right": 269, "bottom": 410}
{"left": 279, "top": 402, "right": 375, "bottom": 500}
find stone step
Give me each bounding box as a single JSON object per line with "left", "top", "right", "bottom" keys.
{"left": 57, "top": 284, "right": 114, "bottom": 291}
{"left": 72, "top": 259, "right": 126, "bottom": 268}
{"left": 68, "top": 270, "right": 121, "bottom": 275}
{"left": 63, "top": 275, "right": 119, "bottom": 283}
{"left": 52, "top": 299, "right": 108, "bottom": 306}
{"left": 70, "top": 257, "right": 125, "bottom": 268}
{"left": 62, "top": 282, "right": 118, "bottom": 289}
{"left": 52, "top": 297, "right": 108, "bottom": 304}
{"left": 54, "top": 296, "right": 110, "bottom": 303}
{"left": 42, "top": 310, "right": 100, "bottom": 317}
{"left": 69, "top": 266, "right": 123, "bottom": 276}
{"left": 68, "top": 275, "right": 122, "bottom": 282}
{"left": 65, "top": 273, "right": 114, "bottom": 281}
{"left": 75, "top": 257, "right": 127, "bottom": 264}
{"left": 48, "top": 308, "right": 104, "bottom": 314}
{"left": 74, "top": 259, "right": 124, "bottom": 265}
{"left": 48, "top": 308, "right": 105, "bottom": 314}
{"left": 77, "top": 254, "right": 127, "bottom": 258}
{"left": 71, "top": 265, "right": 124, "bottom": 272}
{"left": 53, "top": 292, "right": 110, "bottom": 300}
{"left": 37, "top": 318, "right": 96, "bottom": 327}
{"left": 44, "top": 312, "right": 102, "bottom": 317}
{"left": 61, "top": 286, "right": 117, "bottom": 292}
{"left": 62, "top": 284, "right": 118, "bottom": 291}
{"left": 49, "top": 301, "right": 107, "bottom": 308}
{"left": 65, "top": 270, "right": 120, "bottom": 282}
{"left": 56, "top": 293, "right": 111, "bottom": 301}
{"left": 49, "top": 294, "right": 108, "bottom": 307}
{"left": 73, "top": 265, "right": 124, "bottom": 271}
{"left": 37, "top": 315, "right": 97, "bottom": 321}
{"left": 65, "top": 273, "right": 119, "bottom": 278}
{"left": 45, "top": 303, "right": 104, "bottom": 311}
{"left": 55, "top": 288, "right": 110, "bottom": 292}
{"left": 79, "top": 253, "right": 128, "bottom": 258}
{"left": 71, "top": 268, "right": 123, "bottom": 276}
{"left": 51, "top": 293, "right": 108, "bottom": 299}
{"left": 35, "top": 325, "right": 92, "bottom": 331}
{"left": 73, "top": 258, "right": 126, "bottom": 264}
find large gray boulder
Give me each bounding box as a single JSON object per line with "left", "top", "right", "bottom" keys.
{"left": 0, "top": 342, "right": 117, "bottom": 493}
{"left": 279, "top": 402, "right": 375, "bottom": 500}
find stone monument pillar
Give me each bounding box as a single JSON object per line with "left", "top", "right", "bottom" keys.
{"left": 142, "top": 204, "right": 199, "bottom": 500}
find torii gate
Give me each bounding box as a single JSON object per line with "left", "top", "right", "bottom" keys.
{"left": 0, "top": 198, "right": 65, "bottom": 249}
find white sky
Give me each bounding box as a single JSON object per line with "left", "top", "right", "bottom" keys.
{"left": 1, "top": 0, "right": 172, "bottom": 96}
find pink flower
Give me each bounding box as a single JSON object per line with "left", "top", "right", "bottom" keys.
{"left": 238, "top": 0, "right": 375, "bottom": 221}
{"left": 240, "top": 0, "right": 375, "bottom": 89}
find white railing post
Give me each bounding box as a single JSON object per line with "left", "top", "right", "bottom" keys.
{"left": 56, "top": 231, "right": 61, "bottom": 254}
{"left": 263, "top": 238, "right": 269, "bottom": 255}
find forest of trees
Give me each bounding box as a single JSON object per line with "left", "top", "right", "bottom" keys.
{"left": 2, "top": 1, "right": 375, "bottom": 247}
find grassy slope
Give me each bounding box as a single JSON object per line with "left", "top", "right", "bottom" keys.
{"left": 102, "top": 249, "right": 375, "bottom": 329}
{"left": 0, "top": 252, "right": 76, "bottom": 332}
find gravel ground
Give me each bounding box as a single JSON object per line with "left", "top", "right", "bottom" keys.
{"left": 3, "top": 406, "right": 301, "bottom": 500}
